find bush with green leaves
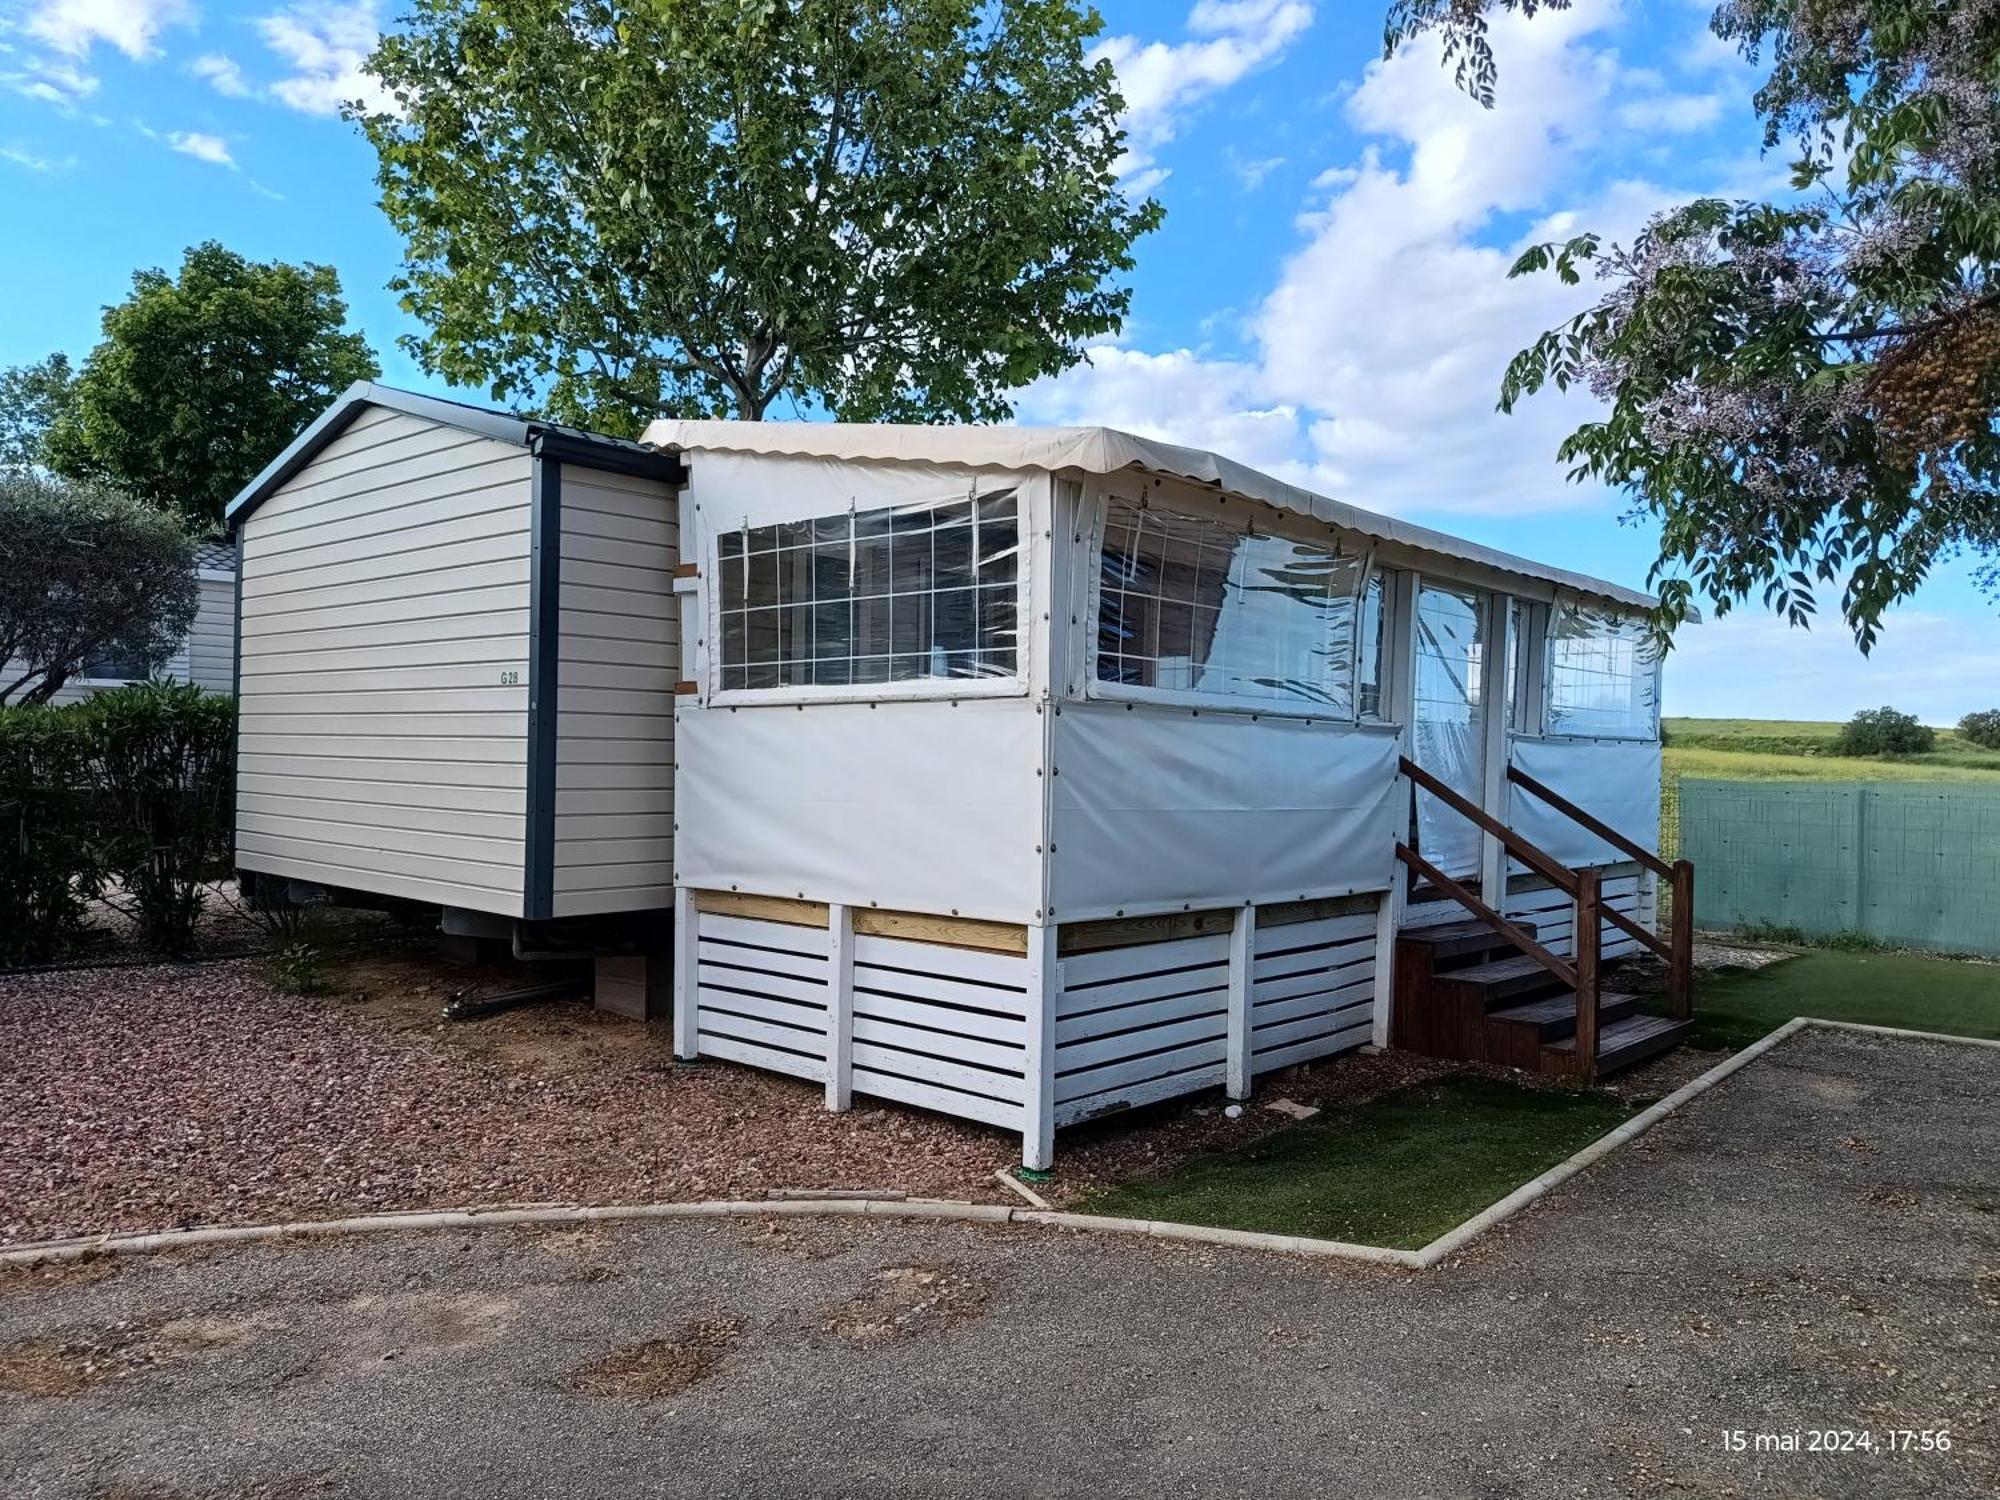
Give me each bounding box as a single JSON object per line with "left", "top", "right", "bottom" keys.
{"left": 1837, "top": 706, "right": 1936, "bottom": 758}
{"left": 1959, "top": 710, "right": 2000, "bottom": 751}
{"left": 0, "top": 707, "right": 104, "bottom": 963}
{"left": 74, "top": 682, "right": 236, "bottom": 956}
{"left": 0, "top": 683, "right": 235, "bottom": 964}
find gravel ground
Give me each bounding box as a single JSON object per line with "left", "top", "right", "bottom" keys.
{"left": 0, "top": 1027, "right": 1992, "bottom": 1499}
{"left": 1, "top": 950, "right": 1487, "bottom": 1245}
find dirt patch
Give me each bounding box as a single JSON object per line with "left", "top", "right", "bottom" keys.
{"left": 0, "top": 1255, "right": 121, "bottom": 1299}
{"left": 567, "top": 1316, "right": 743, "bottom": 1399}
{"left": 0, "top": 1314, "right": 229, "bottom": 1398}
{"left": 822, "top": 1264, "right": 989, "bottom": 1343}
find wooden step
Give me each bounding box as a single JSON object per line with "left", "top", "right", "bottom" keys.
{"left": 1544, "top": 1014, "right": 1691, "bottom": 1077}
{"left": 1487, "top": 991, "right": 1642, "bottom": 1041}
{"left": 1404, "top": 918, "right": 1539, "bottom": 967}
{"left": 1435, "top": 952, "right": 1570, "bottom": 1005}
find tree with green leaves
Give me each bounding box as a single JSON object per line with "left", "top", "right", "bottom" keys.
{"left": 355, "top": 0, "right": 1161, "bottom": 431}
{"left": 31, "top": 242, "right": 379, "bottom": 531}
{"left": 0, "top": 354, "right": 75, "bottom": 474}
{"left": 1388, "top": 0, "right": 2000, "bottom": 650}
{"left": 0, "top": 473, "right": 198, "bottom": 706}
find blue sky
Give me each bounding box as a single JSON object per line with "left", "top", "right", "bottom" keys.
{"left": 2, "top": 0, "right": 1993, "bottom": 720}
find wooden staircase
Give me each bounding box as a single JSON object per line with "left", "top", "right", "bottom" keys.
{"left": 1391, "top": 759, "right": 1696, "bottom": 1082}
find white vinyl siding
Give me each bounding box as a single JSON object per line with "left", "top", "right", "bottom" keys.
{"left": 553, "top": 464, "right": 678, "bottom": 916}
{"left": 188, "top": 574, "right": 235, "bottom": 691}
{"left": 235, "top": 406, "right": 534, "bottom": 915}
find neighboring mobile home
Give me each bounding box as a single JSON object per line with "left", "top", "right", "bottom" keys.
{"left": 9, "top": 538, "right": 236, "bottom": 705}
{"left": 228, "top": 384, "right": 1687, "bottom": 1168}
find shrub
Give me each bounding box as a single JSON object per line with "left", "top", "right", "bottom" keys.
{"left": 1836, "top": 705, "right": 1935, "bottom": 757}
{"left": 0, "top": 707, "right": 105, "bottom": 963}
{"left": 1959, "top": 709, "right": 2000, "bottom": 750}
{"left": 74, "top": 683, "right": 235, "bottom": 956}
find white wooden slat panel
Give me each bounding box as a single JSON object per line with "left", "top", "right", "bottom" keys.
{"left": 1052, "top": 1012, "right": 1227, "bottom": 1076}
{"left": 850, "top": 1017, "right": 1026, "bottom": 1078}
{"left": 850, "top": 1070, "right": 1023, "bottom": 1131}
{"left": 1253, "top": 1023, "right": 1372, "bottom": 1074}
{"left": 1054, "top": 1062, "right": 1229, "bottom": 1127}
{"left": 851, "top": 934, "right": 1029, "bottom": 993}
{"left": 849, "top": 1043, "right": 1020, "bottom": 1105}
{"left": 1251, "top": 980, "right": 1374, "bottom": 1032}
{"left": 1248, "top": 956, "right": 1376, "bottom": 1004}
{"left": 1055, "top": 1040, "right": 1229, "bottom": 1106}
{"left": 696, "top": 910, "right": 828, "bottom": 955}
{"left": 853, "top": 966, "right": 1030, "bottom": 1018}
{"left": 1253, "top": 932, "right": 1373, "bottom": 977}
{"left": 1057, "top": 963, "right": 1229, "bottom": 1015}
{"left": 696, "top": 997, "right": 826, "bottom": 1043}
{"left": 696, "top": 962, "right": 828, "bottom": 1008}
{"left": 698, "top": 1033, "right": 828, "bottom": 1083}
{"left": 1252, "top": 912, "right": 1377, "bottom": 954}
{"left": 1054, "top": 988, "right": 1234, "bottom": 1045}
{"left": 851, "top": 991, "right": 1027, "bottom": 1046}
{"left": 1252, "top": 1002, "right": 1372, "bottom": 1053}
{"left": 1057, "top": 930, "right": 1230, "bottom": 990}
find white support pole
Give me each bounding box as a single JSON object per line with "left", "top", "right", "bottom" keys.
{"left": 1478, "top": 592, "right": 1513, "bottom": 906}
{"left": 1370, "top": 885, "right": 1402, "bottom": 1049}
{"left": 825, "top": 902, "right": 854, "bottom": 1112}
{"left": 1022, "top": 923, "right": 1058, "bottom": 1171}
{"left": 1225, "top": 905, "right": 1255, "bottom": 1100}
{"left": 672, "top": 886, "right": 699, "bottom": 1061}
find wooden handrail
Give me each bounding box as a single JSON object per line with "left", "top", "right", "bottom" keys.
{"left": 1399, "top": 757, "right": 1578, "bottom": 896}
{"left": 1505, "top": 766, "right": 1670, "bottom": 880}
{"left": 1395, "top": 844, "right": 1578, "bottom": 991}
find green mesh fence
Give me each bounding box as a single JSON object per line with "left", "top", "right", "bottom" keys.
{"left": 1679, "top": 779, "right": 2000, "bottom": 956}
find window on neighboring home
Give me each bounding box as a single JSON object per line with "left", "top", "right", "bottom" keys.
{"left": 1544, "top": 595, "right": 1660, "bottom": 739}
{"left": 714, "top": 488, "right": 1020, "bottom": 690}
{"left": 1094, "top": 500, "right": 1365, "bottom": 713}
{"left": 80, "top": 650, "right": 148, "bottom": 683}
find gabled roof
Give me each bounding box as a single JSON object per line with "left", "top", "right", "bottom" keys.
{"left": 225, "top": 382, "right": 683, "bottom": 530}
{"left": 646, "top": 418, "right": 1661, "bottom": 613}
{"left": 193, "top": 538, "right": 235, "bottom": 572}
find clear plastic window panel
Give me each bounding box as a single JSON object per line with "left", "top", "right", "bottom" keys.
{"left": 1095, "top": 501, "right": 1362, "bottom": 712}
{"left": 1412, "top": 583, "right": 1487, "bottom": 879}
{"left": 1545, "top": 595, "right": 1660, "bottom": 739}
{"left": 1357, "top": 571, "right": 1391, "bottom": 719}
{"left": 715, "top": 489, "right": 1019, "bottom": 689}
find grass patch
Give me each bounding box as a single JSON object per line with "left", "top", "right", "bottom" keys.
{"left": 1078, "top": 1077, "right": 1636, "bottom": 1250}
{"left": 1663, "top": 717, "right": 2000, "bottom": 784}
{"left": 1692, "top": 949, "right": 2000, "bottom": 1052}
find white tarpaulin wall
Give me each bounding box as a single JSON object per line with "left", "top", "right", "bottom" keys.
{"left": 674, "top": 698, "right": 1045, "bottom": 921}
{"left": 1047, "top": 702, "right": 1401, "bottom": 920}
{"left": 1507, "top": 736, "right": 1663, "bottom": 868}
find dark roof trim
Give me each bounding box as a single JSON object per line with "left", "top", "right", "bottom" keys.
{"left": 224, "top": 380, "right": 685, "bottom": 530}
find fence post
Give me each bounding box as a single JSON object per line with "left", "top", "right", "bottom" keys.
{"left": 1022, "top": 923, "right": 1058, "bottom": 1172}
{"left": 1225, "top": 905, "right": 1255, "bottom": 1101}
{"left": 1669, "top": 859, "right": 1694, "bottom": 1021}
{"left": 825, "top": 902, "right": 854, "bottom": 1112}
{"left": 1573, "top": 866, "right": 1600, "bottom": 1082}
{"left": 1852, "top": 785, "right": 1871, "bottom": 939}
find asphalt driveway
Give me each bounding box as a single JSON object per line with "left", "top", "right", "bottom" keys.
{"left": 2, "top": 1027, "right": 1994, "bottom": 1499}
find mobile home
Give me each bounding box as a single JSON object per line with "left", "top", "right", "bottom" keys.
{"left": 229, "top": 385, "right": 1692, "bottom": 1168}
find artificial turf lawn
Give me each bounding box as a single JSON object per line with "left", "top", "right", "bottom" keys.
{"left": 1688, "top": 949, "right": 2000, "bottom": 1052}
{"left": 1079, "top": 1076, "right": 1636, "bottom": 1250}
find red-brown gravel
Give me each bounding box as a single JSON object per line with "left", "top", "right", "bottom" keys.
{"left": 2, "top": 953, "right": 1488, "bottom": 1247}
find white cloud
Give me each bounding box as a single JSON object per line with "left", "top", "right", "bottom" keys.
{"left": 0, "top": 51, "right": 100, "bottom": 107}
{"left": 168, "top": 128, "right": 233, "bottom": 166}
{"left": 1665, "top": 603, "right": 2000, "bottom": 723}
{"left": 256, "top": 0, "right": 390, "bottom": 116}
{"left": 1, "top": 140, "right": 75, "bottom": 170}
{"left": 1094, "top": 0, "right": 1313, "bottom": 186}
{"left": 1229, "top": 151, "right": 1286, "bottom": 190}
{"left": 1023, "top": 3, "right": 1745, "bottom": 524}
{"left": 21, "top": 0, "right": 192, "bottom": 60}
{"left": 1616, "top": 88, "right": 1727, "bottom": 133}
{"left": 190, "top": 51, "right": 252, "bottom": 97}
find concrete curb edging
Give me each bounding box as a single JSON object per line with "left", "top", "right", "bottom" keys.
{"left": 2, "top": 1018, "right": 1988, "bottom": 1273}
